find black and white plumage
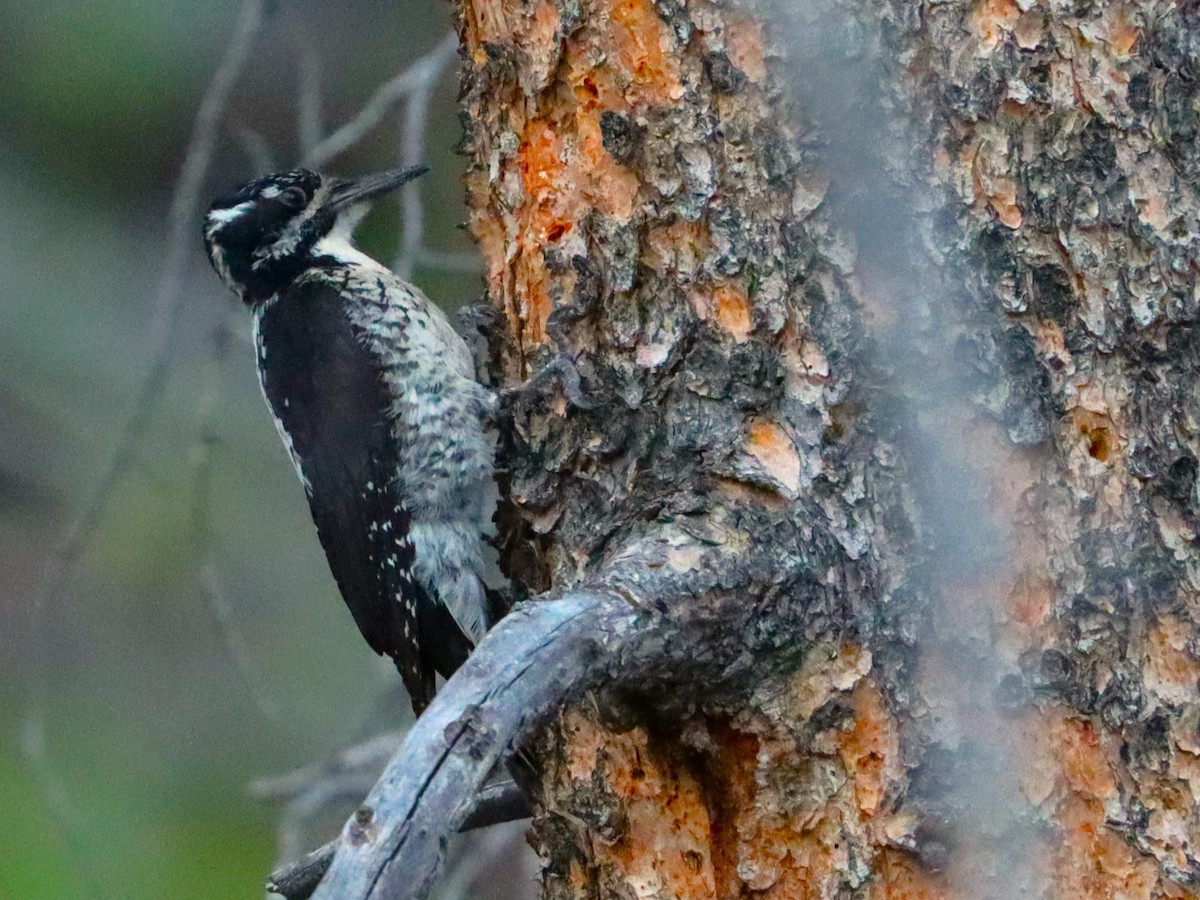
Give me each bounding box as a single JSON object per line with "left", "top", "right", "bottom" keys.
{"left": 202, "top": 167, "right": 497, "bottom": 713}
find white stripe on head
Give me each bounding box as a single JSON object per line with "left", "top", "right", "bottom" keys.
{"left": 206, "top": 200, "right": 254, "bottom": 229}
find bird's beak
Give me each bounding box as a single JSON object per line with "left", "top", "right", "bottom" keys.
{"left": 323, "top": 166, "right": 429, "bottom": 215}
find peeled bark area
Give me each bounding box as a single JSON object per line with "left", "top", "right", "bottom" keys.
{"left": 456, "top": 0, "right": 1200, "bottom": 896}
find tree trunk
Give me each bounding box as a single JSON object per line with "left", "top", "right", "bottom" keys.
{"left": 456, "top": 0, "right": 1200, "bottom": 897}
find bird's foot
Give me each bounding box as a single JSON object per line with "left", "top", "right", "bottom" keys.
{"left": 502, "top": 348, "right": 598, "bottom": 412}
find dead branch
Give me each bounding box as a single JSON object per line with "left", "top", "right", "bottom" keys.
{"left": 303, "top": 33, "right": 457, "bottom": 170}
{"left": 192, "top": 310, "right": 282, "bottom": 723}
{"left": 291, "top": 512, "right": 798, "bottom": 898}
{"left": 306, "top": 590, "right": 645, "bottom": 900}
{"left": 292, "top": 33, "right": 324, "bottom": 159}
{"left": 266, "top": 775, "right": 531, "bottom": 900}
{"left": 393, "top": 35, "right": 456, "bottom": 278}
{"left": 267, "top": 842, "right": 337, "bottom": 900}
{"left": 415, "top": 248, "right": 483, "bottom": 274}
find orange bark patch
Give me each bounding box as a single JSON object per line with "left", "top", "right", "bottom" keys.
{"left": 485, "top": 0, "right": 686, "bottom": 348}
{"left": 574, "top": 106, "right": 640, "bottom": 218}
{"left": 513, "top": 116, "right": 575, "bottom": 342}
{"left": 608, "top": 0, "right": 683, "bottom": 104}
{"left": 985, "top": 175, "right": 1022, "bottom": 228}
{"left": 1056, "top": 716, "right": 1118, "bottom": 800}
{"left": 746, "top": 815, "right": 838, "bottom": 898}
{"left": 1056, "top": 794, "right": 1159, "bottom": 900}
{"left": 970, "top": 139, "right": 1023, "bottom": 229}
{"left": 838, "top": 680, "right": 901, "bottom": 817}
{"left": 702, "top": 723, "right": 849, "bottom": 898}
{"left": 1144, "top": 616, "right": 1200, "bottom": 706}
{"left": 1071, "top": 409, "right": 1121, "bottom": 463}
{"left": 972, "top": 0, "right": 1020, "bottom": 51}
{"left": 1008, "top": 574, "right": 1054, "bottom": 627}
{"left": 1137, "top": 191, "right": 1170, "bottom": 230}
{"left": 518, "top": 118, "right": 571, "bottom": 234}
{"left": 725, "top": 16, "right": 767, "bottom": 84}
{"left": 1107, "top": 9, "right": 1141, "bottom": 60}
{"left": 561, "top": 711, "right": 717, "bottom": 898}
{"left": 875, "top": 849, "right": 949, "bottom": 900}
{"left": 1021, "top": 709, "right": 1173, "bottom": 896}
{"left": 713, "top": 282, "right": 753, "bottom": 341}
{"left": 744, "top": 419, "right": 801, "bottom": 496}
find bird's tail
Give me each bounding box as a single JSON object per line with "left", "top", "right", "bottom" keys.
{"left": 416, "top": 584, "right": 476, "bottom": 681}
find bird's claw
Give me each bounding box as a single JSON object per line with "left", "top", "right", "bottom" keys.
{"left": 502, "top": 352, "right": 598, "bottom": 411}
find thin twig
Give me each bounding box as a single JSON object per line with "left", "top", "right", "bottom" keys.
{"left": 233, "top": 127, "right": 277, "bottom": 172}
{"left": 394, "top": 38, "right": 457, "bottom": 277}
{"left": 303, "top": 33, "right": 457, "bottom": 170}
{"left": 309, "top": 591, "right": 642, "bottom": 900}
{"left": 190, "top": 311, "right": 284, "bottom": 723}
{"left": 20, "top": 0, "right": 270, "bottom": 876}
{"left": 202, "top": 563, "right": 283, "bottom": 722}
{"left": 416, "top": 247, "right": 485, "bottom": 275}
{"left": 252, "top": 731, "right": 408, "bottom": 805}
{"left": 255, "top": 730, "right": 408, "bottom": 866}
{"left": 294, "top": 34, "right": 324, "bottom": 159}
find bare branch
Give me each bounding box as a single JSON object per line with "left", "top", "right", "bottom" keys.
{"left": 20, "top": 0, "right": 270, "bottom": 852}
{"left": 252, "top": 731, "right": 408, "bottom": 805}
{"left": 309, "top": 590, "right": 643, "bottom": 900}
{"left": 233, "top": 127, "right": 277, "bottom": 172}
{"left": 293, "top": 35, "right": 324, "bottom": 159}
{"left": 268, "top": 842, "right": 336, "bottom": 900}
{"left": 192, "top": 309, "right": 282, "bottom": 724}
{"left": 303, "top": 33, "right": 457, "bottom": 170}
{"left": 256, "top": 726, "right": 531, "bottom": 899}
{"left": 415, "top": 247, "right": 485, "bottom": 275}
{"left": 393, "top": 38, "right": 456, "bottom": 278}
{"left": 266, "top": 776, "right": 531, "bottom": 900}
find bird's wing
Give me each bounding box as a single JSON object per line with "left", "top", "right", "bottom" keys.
{"left": 256, "top": 276, "right": 433, "bottom": 708}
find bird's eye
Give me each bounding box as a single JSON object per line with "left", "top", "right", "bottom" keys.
{"left": 278, "top": 187, "right": 307, "bottom": 208}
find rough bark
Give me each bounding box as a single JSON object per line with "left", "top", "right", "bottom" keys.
{"left": 852, "top": 1, "right": 1200, "bottom": 896}
{"left": 454, "top": 0, "right": 1199, "bottom": 898}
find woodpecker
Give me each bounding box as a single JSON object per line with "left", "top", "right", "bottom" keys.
{"left": 202, "top": 167, "right": 497, "bottom": 714}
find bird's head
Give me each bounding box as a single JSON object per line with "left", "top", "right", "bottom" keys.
{"left": 203, "top": 166, "right": 427, "bottom": 305}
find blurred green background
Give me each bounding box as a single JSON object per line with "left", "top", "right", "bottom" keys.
{"left": 0, "top": 1, "right": 531, "bottom": 896}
